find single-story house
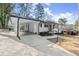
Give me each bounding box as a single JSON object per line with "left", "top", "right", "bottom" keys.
{"left": 8, "top": 14, "right": 60, "bottom": 35}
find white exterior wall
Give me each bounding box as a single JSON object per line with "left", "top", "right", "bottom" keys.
{"left": 8, "top": 17, "right": 18, "bottom": 34}
{"left": 29, "top": 22, "right": 34, "bottom": 33}
{"left": 39, "top": 23, "right": 48, "bottom": 32}
{"left": 29, "top": 22, "right": 39, "bottom": 33}
{"left": 8, "top": 17, "right": 17, "bottom": 28}
{"left": 19, "top": 19, "right": 29, "bottom": 32}
{"left": 24, "top": 24, "right": 29, "bottom": 31}
{"left": 33, "top": 22, "right": 39, "bottom": 33}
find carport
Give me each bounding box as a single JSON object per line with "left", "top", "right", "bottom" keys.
{"left": 9, "top": 14, "right": 43, "bottom": 40}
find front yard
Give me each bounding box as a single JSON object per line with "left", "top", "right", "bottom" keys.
{"left": 48, "top": 35, "right": 79, "bottom": 55}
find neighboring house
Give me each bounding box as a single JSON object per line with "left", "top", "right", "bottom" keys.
{"left": 8, "top": 14, "right": 59, "bottom": 35}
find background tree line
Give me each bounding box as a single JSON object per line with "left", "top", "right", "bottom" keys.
{"left": 0, "top": 3, "right": 44, "bottom": 29}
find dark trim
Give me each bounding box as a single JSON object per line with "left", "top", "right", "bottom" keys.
{"left": 10, "top": 14, "right": 36, "bottom": 21}
{"left": 9, "top": 14, "right": 58, "bottom": 24}
{"left": 17, "top": 17, "right": 21, "bottom": 40}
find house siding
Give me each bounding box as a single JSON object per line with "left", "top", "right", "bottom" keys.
{"left": 39, "top": 23, "right": 48, "bottom": 32}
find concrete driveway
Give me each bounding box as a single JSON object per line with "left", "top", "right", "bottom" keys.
{"left": 0, "top": 32, "right": 45, "bottom": 56}
{"left": 0, "top": 32, "right": 76, "bottom": 56}
{"left": 20, "top": 35, "right": 75, "bottom": 56}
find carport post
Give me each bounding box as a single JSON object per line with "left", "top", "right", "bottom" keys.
{"left": 17, "top": 17, "right": 21, "bottom": 40}
{"left": 56, "top": 24, "right": 59, "bottom": 42}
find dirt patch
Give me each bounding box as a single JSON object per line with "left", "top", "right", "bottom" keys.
{"left": 48, "top": 35, "right": 79, "bottom": 56}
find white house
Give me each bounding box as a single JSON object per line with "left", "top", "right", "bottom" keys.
{"left": 8, "top": 14, "right": 59, "bottom": 35}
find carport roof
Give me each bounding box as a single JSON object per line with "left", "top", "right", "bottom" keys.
{"left": 9, "top": 14, "right": 58, "bottom": 24}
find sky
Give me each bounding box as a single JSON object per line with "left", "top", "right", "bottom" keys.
{"left": 44, "top": 3, "right": 77, "bottom": 15}
{"left": 13, "top": 3, "right": 78, "bottom": 24}
{"left": 44, "top": 3, "right": 78, "bottom": 24}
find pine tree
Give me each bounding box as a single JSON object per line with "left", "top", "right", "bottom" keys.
{"left": 0, "top": 3, "right": 14, "bottom": 28}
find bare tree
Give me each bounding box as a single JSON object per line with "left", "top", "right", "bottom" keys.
{"left": 58, "top": 18, "right": 67, "bottom": 30}
{"left": 34, "top": 3, "right": 44, "bottom": 21}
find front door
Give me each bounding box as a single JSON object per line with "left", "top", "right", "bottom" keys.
{"left": 49, "top": 25, "right": 52, "bottom": 31}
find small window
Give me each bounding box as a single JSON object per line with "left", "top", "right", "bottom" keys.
{"left": 44, "top": 23, "right": 48, "bottom": 27}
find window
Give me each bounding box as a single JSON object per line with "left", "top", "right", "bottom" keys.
{"left": 44, "top": 23, "right": 48, "bottom": 27}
